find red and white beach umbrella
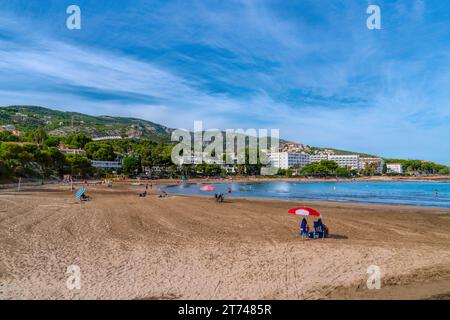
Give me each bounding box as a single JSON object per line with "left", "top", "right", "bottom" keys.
{"left": 200, "top": 185, "right": 216, "bottom": 191}
{"left": 288, "top": 207, "right": 321, "bottom": 217}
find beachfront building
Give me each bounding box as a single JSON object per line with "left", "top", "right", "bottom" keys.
{"left": 57, "top": 144, "right": 85, "bottom": 155}
{"left": 269, "top": 152, "right": 310, "bottom": 169}
{"left": 310, "top": 154, "right": 329, "bottom": 163}
{"left": 359, "top": 157, "right": 385, "bottom": 174}
{"left": 91, "top": 160, "right": 122, "bottom": 169}
{"left": 311, "top": 153, "right": 360, "bottom": 170}
{"left": 387, "top": 163, "right": 403, "bottom": 174}
{"left": 328, "top": 155, "right": 360, "bottom": 170}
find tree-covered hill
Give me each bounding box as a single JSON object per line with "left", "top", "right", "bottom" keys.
{"left": 0, "top": 105, "right": 173, "bottom": 142}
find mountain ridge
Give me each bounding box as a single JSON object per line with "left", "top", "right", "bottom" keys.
{"left": 1, "top": 105, "right": 375, "bottom": 157}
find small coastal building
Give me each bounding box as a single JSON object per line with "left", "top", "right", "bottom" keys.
{"left": 2, "top": 125, "right": 16, "bottom": 131}
{"left": 387, "top": 163, "right": 403, "bottom": 174}
{"left": 359, "top": 157, "right": 385, "bottom": 174}
{"left": 91, "top": 160, "right": 122, "bottom": 169}
{"left": 57, "top": 144, "right": 85, "bottom": 155}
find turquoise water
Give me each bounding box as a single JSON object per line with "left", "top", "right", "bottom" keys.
{"left": 164, "top": 181, "right": 450, "bottom": 208}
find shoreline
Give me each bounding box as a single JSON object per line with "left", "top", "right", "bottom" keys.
{"left": 162, "top": 191, "right": 450, "bottom": 211}
{"left": 161, "top": 180, "right": 450, "bottom": 210}
{"left": 1, "top": 174, "right": 449, "bottom": 188}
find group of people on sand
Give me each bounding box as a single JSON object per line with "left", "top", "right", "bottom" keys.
{"left": 299, "top": 217, "right": 329, "bottom": 239}
{"left": 214, "top": 193, "right": 225, "bottom": 202}
{"left": 139, "top": 183, "right": 155, "bottom": 197}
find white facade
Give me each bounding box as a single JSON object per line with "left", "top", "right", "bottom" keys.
{"left": 310, "top": 154, "right": 329, "bottom": 163}
{"left": 387, "top": 163, "right": 403, "bottom": 174}
{"left": 91, "top": 160, "right": 122, "bottom": 169}
{"left": 92, "top": 136, "right": 123, "bottom": 141}
{"left": 310, "top": 154, "right": 360, "bottom": 170}
{"left": 328, "top": 155, "right": 360, "bottom": 170}
{"left": 269, "top": 152, "right": 310, "bottom": 169}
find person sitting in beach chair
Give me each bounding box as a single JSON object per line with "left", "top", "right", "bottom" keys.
{"left": 80, "top": 193, "right": 91, "bottom": 201}
{"left": 158, "top": 191, "right": 168, "bottom": 198}
{"left": 139, "top": 190, "right": 147, "bottom": 197}
{"left": 298, "top": 218, "right": 309, "bottom": 237}
{"left": 313, "top": 219, "right": 328, "bottom": 238}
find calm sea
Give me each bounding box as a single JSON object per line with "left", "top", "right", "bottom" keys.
{"left": 164, "top": 181, "right": 450, "bottom": 208}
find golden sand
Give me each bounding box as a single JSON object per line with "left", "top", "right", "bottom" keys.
{"left": 0, "top": 182, "right": 449, "bottom": 299}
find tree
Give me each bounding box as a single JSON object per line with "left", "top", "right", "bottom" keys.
{"left": 301, "top": 162, "right": 330, "bottom": 177}
{"left": 278, "top": 168, "right": 293, "bottom": 176}
{"left": 361, "top": 162, "right": 378, "bottom": 176}
{"left": 30, "top": 127, "right": 48, "bottom": 146}
{"left": 84, "top": 142, "right": 116, "bottom": 161}
{"left": 46, "top": 147, "right": 66, "bottom": 175}
{"left": 151, "top": 143, "right": 173, "bottom": 165}
{"left": 335, "top": 167, "right": 351, "bottom": 177}
{"left": 44, "top": 136, "right": 61, "bottom": 148}
{"left": 65, "top": 133, "right": 92, "bottom": 149}
{"left": 320, "top": 160, "right": 339, "bottom": 173}
{"left": 65, "top": 154, "right": 93, "bottom": 177}
{"left": 0, "top": 142, "right": 23, "bottom": 160}
{"left": 122, "top": 156, "right": 141, "bottom": 175}
{"left": 0, "top": 131, "right": 20, "bottom": 142}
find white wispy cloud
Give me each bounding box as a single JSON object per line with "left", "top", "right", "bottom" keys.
{"left": 0, "top": 1, "right": 449, "bottom": 164}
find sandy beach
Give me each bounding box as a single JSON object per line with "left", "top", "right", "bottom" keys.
{"left": 0, "top": 182, "right": 449, "bottom": 300}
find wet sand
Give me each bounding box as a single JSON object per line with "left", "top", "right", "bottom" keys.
{"left": 0, "top": 183, "right": 449, "bottom": 299}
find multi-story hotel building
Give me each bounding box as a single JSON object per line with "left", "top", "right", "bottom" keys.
{"left": 310, "top": 154, "right": 360, "bottom": 170}
{"left": 310, "top": 154, "right": 329, "bottom": 163}
{"left": 269, "top": 152, "right": 310, "bottom": 169}
{"left": 328, "top": 155, "right": 360, "bottom": 170}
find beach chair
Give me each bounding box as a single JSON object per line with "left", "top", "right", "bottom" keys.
{"left": 297, "top": 229, "right": 309, "bottom": 239}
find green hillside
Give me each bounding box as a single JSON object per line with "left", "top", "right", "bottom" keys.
{"left": 0, "top": 105, "right": 173, "bottom": 142}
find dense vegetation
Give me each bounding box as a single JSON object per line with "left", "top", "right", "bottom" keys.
{"left": 384, "top": 158, "right": 450, "bottom": 175}
{"left": 1, "top": 106, "right": 449, "bottom": 182}
{"left": 0, "top": 105, "right": 172, "bottom": 142}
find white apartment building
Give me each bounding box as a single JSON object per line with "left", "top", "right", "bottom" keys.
{"left": 328, "top": 155, "right": 360, "bottom": 170}
{"left": 310, "top": 154, "right": 360, "bottom": 170}
{"left": 91, "top": 160, "right": 122, "bottom": 169}
{"left": 359, "top": 157, "right": 385, "bottom": 174}
{"left": 310, "top": 154, "right": 329, "bottom": 163}
{"left": 387, "top": 163, "right": 403, "bottom": 174}
{"left": 92, "top": 136, "right": 123, "bottom": 141}
{"left": 269, "top": 152, "right": 310, "bottom": 169}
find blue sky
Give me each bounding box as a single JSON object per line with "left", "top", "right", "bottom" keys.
{"left": 1, "top": 0, "right": 450, "bottom": 164}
